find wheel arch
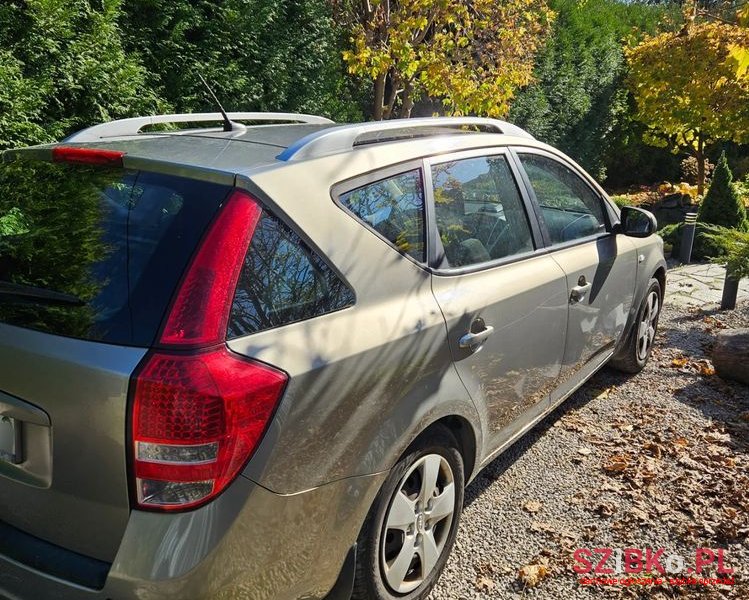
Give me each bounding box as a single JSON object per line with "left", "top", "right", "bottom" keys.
{"left": 407, "top": 415, "right": 479, "bottom": 485}
{"left": 653, "top": 266, "right": 666, "bottom": 303}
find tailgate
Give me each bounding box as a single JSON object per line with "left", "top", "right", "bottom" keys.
{"left": 0, "top": 325, "right": 145, "bottom": 561}
{"left": 0, "top": 147, "right": 232, "bottom": 562}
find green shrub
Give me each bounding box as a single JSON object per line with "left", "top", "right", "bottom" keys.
{"left": 697, "top": 152, "right": 749, "bottom": 231}
{"left": 734, "top": 177, "right": 749, "bottom": 208}
{"left": 659, "top": 222, "right": 728, "bottom": 261}
{"left": 704, "top": 228, "right": 749, "bottom": 280}
{"left": 610, "top": 195, "right": 629, "bottom": 208}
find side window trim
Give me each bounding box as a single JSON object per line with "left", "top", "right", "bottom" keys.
{"left": 331, "top": 160, "right": 427, "bottom": 266}
{"left": 422, "top": 147, "right": 545, "bottom": 273}
{"left": 510, "top": 147, "right": 613, "bottom": 249}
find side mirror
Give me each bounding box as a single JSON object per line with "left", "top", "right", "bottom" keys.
{"left": 615, "top": 206, "right": 657, "bottom": 238}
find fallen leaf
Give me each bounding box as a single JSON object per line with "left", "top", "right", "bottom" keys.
{"left": 595, "top": 387, "right": 612, "bottom": 400}
{"left": 603, "top": 454, "right": 629, "bottom": 473}
{"left": 530, "top": 521, "right": 556, "bottom": 534}
{"left": 596, "top": 503, "right": 617, "bottom": 517}
{"left": 600, "top": 480, "right": 623, "bottom": 492}
{"left": 628, "top": 507, "right": 649, "bottom": 522}
{"left": 671, "top": 357, "right": 688, "bottom": 368}
{"left": 643, "top": 442, "right": 662, "bottom": 459}
{"left": 517, "top": 563, "right": 549, "bottom": 588}
{"left": 475, "top": 575, "right": 495, "bottom": 592}
{"left": 523, "top": 500, "right": 542, "bottom": 513}
{"left": 695, "top": 360, "right": 715, "bottom": 376}
{"left": 577, "top": 447, "right": 593, "bottom": 456}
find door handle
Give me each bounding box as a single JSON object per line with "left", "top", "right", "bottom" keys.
{"left": 570, "top": 276, "right": 592, "bottom": 303}
{"left": 459, "top": 326, "right": 495, "bottom": 349}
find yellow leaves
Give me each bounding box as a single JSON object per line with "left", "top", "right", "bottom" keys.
{"left": 336, "top": 0, "right": 554, "bottom": 118}
{"left": 728, "top": 44, "right": 749, "bottom": 80}
{"left": 669, "top": 354, "right": 716, "bottom": 376}
{"left": 671, "top": 356, "right": 688, "bottom": 368}
{"left": 627, "top": 20, "right": 749, "bottom": 147}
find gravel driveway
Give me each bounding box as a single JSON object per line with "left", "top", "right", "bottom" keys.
{"left": 431, "top": 299, "right": 749, "bottom": 599}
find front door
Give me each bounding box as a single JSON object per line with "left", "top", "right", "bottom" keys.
{"left": 515, "top": 151, "right": 638, "bottom": 403}
{"left": 427, "top": 151, "right": 569, "bottom": 456}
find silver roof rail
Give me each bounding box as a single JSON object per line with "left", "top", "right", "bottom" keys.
{"left": 277, "top": 117, "right": 533, "bottom": 161}
{"left": 65, "top": 112, "right": 334, "bottom": 143}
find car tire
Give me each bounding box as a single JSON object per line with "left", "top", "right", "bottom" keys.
{"left": 609, "top": 277, "right": 662, "bottom": 374}
{"left": 351, "top": 426, "right": 464, "bottom": 600}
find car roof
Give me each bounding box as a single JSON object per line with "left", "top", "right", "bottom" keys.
{"left": 72, "top": 124, "right": 334, "bottom": 172}
{"left": 5, "top": 115, "right": 540, "bottom": 178}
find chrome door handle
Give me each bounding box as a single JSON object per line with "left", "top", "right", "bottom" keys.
{"left": 459, "top": 326, "right": 495, "bottom": 349}
{"left": 570, "top": 282, "right": 592, "bottom": 303}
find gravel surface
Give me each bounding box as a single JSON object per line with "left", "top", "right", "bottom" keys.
{"left": 431, "top": 300, "right": 749, "bottom": 600}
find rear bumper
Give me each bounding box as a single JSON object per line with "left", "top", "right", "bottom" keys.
{"left": 0, "top": 472, "right": 385, "bottom": 600}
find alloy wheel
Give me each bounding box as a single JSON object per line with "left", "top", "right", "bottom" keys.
{"left": 637, "top": 290, "right": 659, "bottom": 361}
{"left": 380, "top": 453, "right": 456, "bottom": 595}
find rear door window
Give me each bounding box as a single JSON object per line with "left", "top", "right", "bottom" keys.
{"left": 431, "top": 155, "right": 534, "bottom": 267}
{"left": 227, "top": 211, "right": 354, "bottom": 338}
{"left": 0, "top": 158, "right": 230, "bottom": 346}
{"left": 338, "top": 169, "right": 425, "bottom": 261}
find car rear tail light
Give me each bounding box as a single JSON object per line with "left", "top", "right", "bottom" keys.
{"left": 132, "top": 348, "right": 287, "bottom": 510}
{"left": 52, "top": 146, "right": 125, "bottom": 167}
{"left": 130, "top": 188, "right": 288, "bottom": 511}
{"left": 159, "top": 189, "right": 262, "bottom": 347}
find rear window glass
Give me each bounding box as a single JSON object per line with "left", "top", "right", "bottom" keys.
{"left": 0, "top": 158, "right": 230, "bottom": 346}
{"left": 227, "top": 211, "right": 354, "bottom": 338}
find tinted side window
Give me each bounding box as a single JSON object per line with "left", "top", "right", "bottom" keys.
{"left": 431, "top": 155, "right": 534, "bottom": 268}
{"left": 338, "top": 169, "right": 425, "bottom": 261}
{"left": 228, "top": 212, "right": 354, "bottom": 338}
{"left": 518, "top": 153, "right": 607, "bottom": 244}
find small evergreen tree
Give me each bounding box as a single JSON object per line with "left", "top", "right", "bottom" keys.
{"left": 698, "top": 152, "right": 749, "bottom": 231}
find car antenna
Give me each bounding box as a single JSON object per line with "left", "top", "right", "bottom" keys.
{"left": 197, "top": 72, "right": 244, "bottom": 133}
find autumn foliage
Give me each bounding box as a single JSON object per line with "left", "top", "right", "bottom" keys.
{"left": 332, "top": 0, "right": 554, "bottom": 119}
{"left": 626, "top": 9, "right": 749, "bottom": 195}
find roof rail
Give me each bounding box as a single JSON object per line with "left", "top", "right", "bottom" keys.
{"left": 64, "top": 112, "right": 334, "bottom": 143}
{"left": 277, "top": 117, "right": 533, "bottom": 162}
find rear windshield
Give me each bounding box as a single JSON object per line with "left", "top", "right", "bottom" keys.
{"left": 0, "top": 158, "right": 230, "bottom": 346}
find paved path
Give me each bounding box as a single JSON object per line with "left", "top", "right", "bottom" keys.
{"left": 666, "top": 260, "right": 749, "bottom": 307}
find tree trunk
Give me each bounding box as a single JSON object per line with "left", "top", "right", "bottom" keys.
{"left": 401, "top": 81, "right": 414, "bottom": 118}
{"left": 373, "top": 73, "right": 386, "bottom": 121}
{"left": 382, "top": 72, "right": 400, "bottom": 120}
{"left": 712, "top": 328, "right": 749, "bottom": 385}
{"left": 696, "top": 134, "right": 705, "bottom": 197}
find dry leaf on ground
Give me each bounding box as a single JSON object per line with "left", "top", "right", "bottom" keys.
{"left": 475, "top": 575, "right": 495, "bottom": 592}
{"left": 603, "top": 454, "right": 629, "bottom": 473}
{"left": 517, "top": 563, "right": 549, "bottom": 588}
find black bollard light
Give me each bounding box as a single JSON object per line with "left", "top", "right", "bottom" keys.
{"left": 679, "top": 212, "right": 698, "bottom": 264}
{"left": 721, "top": 271, "right": 739, "bottom": 310}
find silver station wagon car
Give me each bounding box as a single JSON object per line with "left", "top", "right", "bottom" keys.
{"left": 0, "top": 113, "right": 666, "bottom": 600}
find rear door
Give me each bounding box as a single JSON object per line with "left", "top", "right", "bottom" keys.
{"left": 426, "top": 149, "right": 568, "bottom": 456}
{"left": 513, "top": 150, "right": 638, "bottom": 403}
{"left": 0, "top": 150, "right": 232, "bottom": 560}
